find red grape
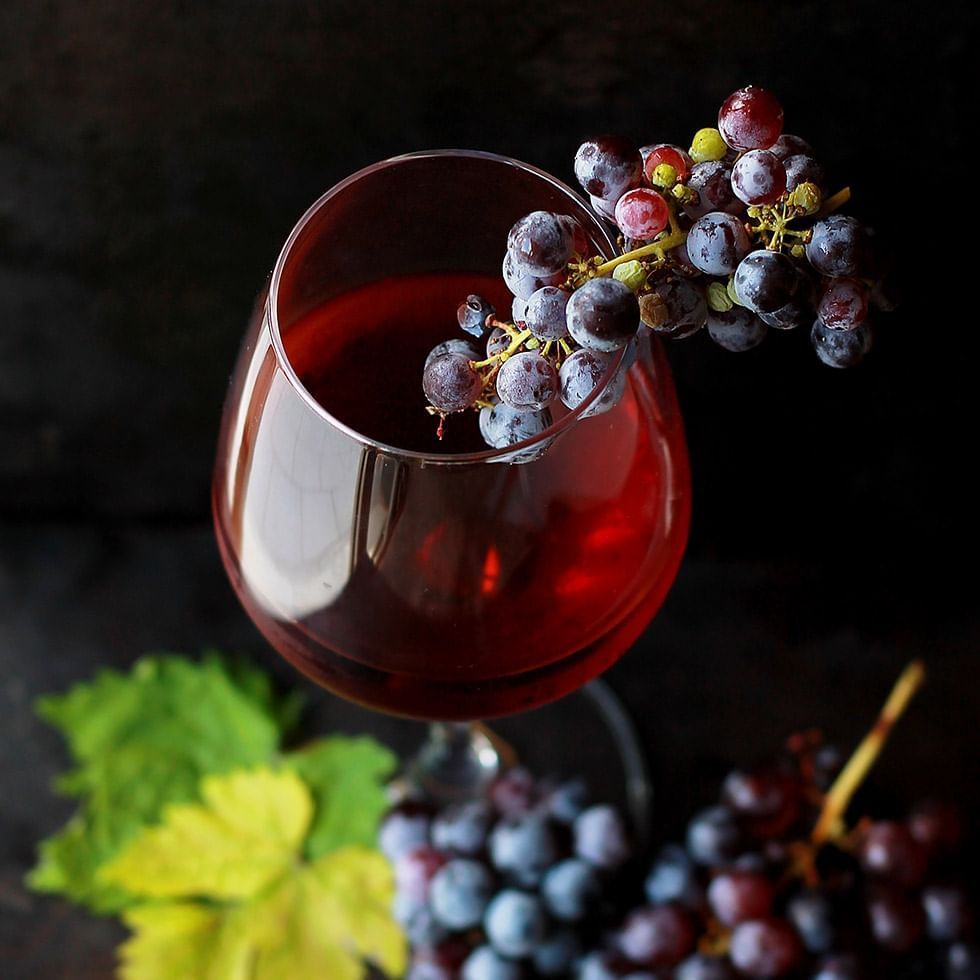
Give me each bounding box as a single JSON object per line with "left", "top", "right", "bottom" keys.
{"left": 718, "top": 86, "right": 784, "bottom": 151}
{"left": 614, "top": 188, "right": 670, "bottom": 241}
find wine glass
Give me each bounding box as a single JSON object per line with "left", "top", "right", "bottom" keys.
{"left": 212, "top": 150, "right": 690, "bottom": 800}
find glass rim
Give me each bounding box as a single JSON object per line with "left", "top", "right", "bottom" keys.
{"left": 267, "top": 148, "right": 629, "bottom": 465}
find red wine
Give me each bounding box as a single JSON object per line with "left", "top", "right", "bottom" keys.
{"left": 215, "top": 272, "right": 690, "bottom": 719}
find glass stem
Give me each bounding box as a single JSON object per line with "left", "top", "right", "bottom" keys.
{"left": 407, "top": 721, "right": 505, "bottom": 803}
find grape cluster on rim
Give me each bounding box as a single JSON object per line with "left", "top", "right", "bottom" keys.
{"left": 380, "top": 664, "right": 978, "bottom": 979}
{"left": 421, "top": 85, "right": 896, "bottom": 453}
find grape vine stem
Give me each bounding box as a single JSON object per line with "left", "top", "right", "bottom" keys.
{"left": 593, "top": 209, "right": 686, "bottom": 276}
{"left": 811, "top": 660, "right": 926, "bottom": 846}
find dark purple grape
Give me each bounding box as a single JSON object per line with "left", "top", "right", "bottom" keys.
{"left": 759, "top": 299, "right": 808, "bottom": 331}
{"left": 675, "top": 954, "right": 736, "bottom": 980}
{"left": 378, "top": 802, "right": 432, "bottom": 861}
{"left": 507, "top": 211, "right": 575, "bottom": 275}
{"left": 541, "top": 857, "right": 601, "bottom": 922}
{"left": 670, "top": 237, "right": 702, "bottom": 277}
{"left": 818, "top": 278, "right": 869, "bottom": 330}
{"left": 722, "top": 768, "right": 800, "bottom": 839}
{"left": 566, "top": 277, "right": 639, "bottom": 353}
{"left": 524, "top": 285, "right": 570, "bottom": 340}
{"left": 645, "top": 844, "right": 704, "bottom": 909}
{"left": 589, "top": 193, "right": 619, "bottom": 222}
{"left": 806, "top": 216, "right": 871, "bottom": 278}
{"left": 770, "top": 134, "right": 813, "bottom": 161}
{"left": 685, "top": 161, "right": 741, "bottom": 219}
{"left": 578, "top": 952, "right": 623, "bottom": 980}
{"left": 489, "top": 812, "right": 559, "bottom": 888}
{"left": 461, "top": 945, "right": 524, "bottom": 980}
{"left": 947, "top": 942, "right": 980, "bottom": 980}
{"left": 859, "top": 821, "right": 928, "bottom": 888}
{"left": 396, "top": 897, "right": 450, "bottom": 948}
{"left": 686, "top": 212, "right": 751, "bottom": 274}
{"left": 686, "top": 805, "right": 742, "bottom": 866}
{"left": 783, "top": 154, "right": 826, "bottom": 192}
{"left": 811, "top": 954, "right": 863, "bottom": 980}
{"left": 811, "top": 318, "right": 872, "bottom": 367}
{"left": 431, "top": 800, "right": 492, "bottom": 857}
{"left": 558, "top": 348, "right": 612, "bottom": 411}
{"left": 908, "top": 800, "right": 963, "bottom": 857}
{"left": 575, "top": 135, "right": 644, "bottom": 200}
{"left": 543, "top": 777, "right": 589, "bottom": 825}
{"left": 488, "top": 767, "right": 538, "bottom": 816}
{"left": 574, "top": 803, "right": 631, "bottom": 869}
{"left": 729, "top": 919, "right": 802, "bottom": 978}
{"left": 731, "top": 150, "right": 787, "bottom": 206}
{"left": 458, "top": 294, "right": 497, "bottom": 338}
{"left": 923, "top": 884, "right": 973, "bottom": 942}
{"left": 867, "top": 888, "right": 925, "bottom": 953}
{"left": 708, "top": 870, "right": 775, "bottom": 927}
{"left": 511, "top": 296, "right": 528, "bottom": 325}
{"left": 430, "top": 858, "right": 494, "bottom": 930}
{"left": 423, "top": 352, "right": 484, "bottom": 412}
{"left": 502, "top": 250, "right": 565, "bottom": 300}
{"left": 483, "top": 890, "right": 547, "bottom": 958}
{"left": 393, "top": 843, "right": 447, "bottom": 904}
{"left": 532, "top": 929, "right": 582, "bottom": 977}
{"left": 426, "top": 337, "right": 480, "bottom": 369}
{"left": 639, "top": 279, "right": 707, "bottom": 338}
{"left": 786, "top": 890, "right": 835, "bottom": 953}
{"left": 478, "top": 402, "right": 552, "bottom": 455}
{"left": 486, "top": 326, "right": 512, "bottom": 357}
{"left": 733, "top": 250, "right": 800, "bottom": 314}
{"left": 718, "top": 86, "right": 784, "bottom": 151}
{"left": 618, "top": 904, "right": 696, "bottom": 968}
{"left": 495, "top": 351, "right": 558, "bottom": 411}
{"left": 707, "top": 307, "right": 767, "bottom": 352}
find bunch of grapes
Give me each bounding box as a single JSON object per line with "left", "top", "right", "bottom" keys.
{"left": 421, "top": 86, "right": 897, "bottom": 452}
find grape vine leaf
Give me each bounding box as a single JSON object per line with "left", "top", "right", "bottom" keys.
{"left": 28, "top": 652, "right": 298, "bottom": 912}
{"left": 102, "top": 768, "right": 405, "bottom": 980}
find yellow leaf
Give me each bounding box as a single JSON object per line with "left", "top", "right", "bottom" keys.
{"left": 115, "top": 847, "right": 406, "bottom": 980}
{"left": 100, "top": 767, "right": 312, "bottom": 900}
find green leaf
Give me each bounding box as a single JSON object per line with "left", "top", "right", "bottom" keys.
{"left": 29, "top": 653, "right": 292, "bottom": 913}
{"left": 284, "top": 736, "right": 397, "bottom": 859}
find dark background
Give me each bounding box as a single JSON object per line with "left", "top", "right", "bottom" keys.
{"left": 1, "top": 1, "right": 976, "bottom": 975}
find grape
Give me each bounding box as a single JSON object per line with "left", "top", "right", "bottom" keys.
{"left": 644, "top": 844, "right": 704, "bottom": 909}
{"left": 502, "top": 250, "right": 565, "bottom": 300}
{"left": 431, "top": 800, "right": 492, "bottom": 856}
{"left": 769, "top": 134, "right": 813, "bottom": 161}
{"left": 541, "top": 857, "right": 601, "bottom": 921}
{"left": 686, "top": 212, "right": 751, "bottom": 274}
{"left": 707, "top": 307, "right": 768, "bottom": 351}
{"left": 429, "top": 859, "right": 494, "bottom": 930}
{"left": 707, "top": 870, "right": 775, "bottom": 927}
{"left": 423, "top": 352, "right": 484, "bottom": 412}
{"left": 544, "top": 776, "right": 589, "bottom": 824}
{"left": 483, "top": 890, "right": 547, "bottom": 958}
{"left": 489, "top": 812, "right": 559, "bottom": 887}
{"left": 575, "top": 135, "right": 644, "bottom": 200}
{"left": 729, "top": 919, "right": 802, "bottom": 977}
{"left": 574, "top": 803, "right": 631, "bottom": 869}
{"left": 487, "top": 326, "right": 512, "bottom": 357}
{"left": 685, "top": 161, "right": 740, "bottom": 219}
{"left": 642, "top": 143, "right": 693, "bottom": 183}
{"left": 533, "top": 929, "right": 582, "bottom": 976}
{"left": 426, "top": 338, "right": 481, "bottom": 369}
{"left": 408, "top": 941, "right": 471, "bottom": 980}
{"left": 489, "top": 767, "right": 538, "bottom": 816}
{"left": 733, "top": 250, "right": 800, "bottom": 314}
{"left": 566, "top": 277, "right": 640, "bottom": 353}
{"left": 811, "top": 954, "right": 862, "bottom": 980}
{"left": 478, "top": 402, "right": 552, "bottom": 455}
{"left": 867, "top": 889, "right": 925, "bottom": 953}
{"left": 639, "top": 278, "right": 707, "bottom": 338}
{"left": 495, "top": 351, "right": 558, "bottom": 411}
{"left": 731, "top": 150, "right": 787, "bottom": 206}
{"left": 908, "top": 800, "right": 963, "bottom": 857}
{"left": 461, "top": 945, "right": 524, "bottom": 980}
{"left": 689, "top": 127, "right": 728, "bottom": 163}
{"left": 810, "top": 320, "right": 871, "bottom": 368}
{"left": 394, "top": 844, "right": 448, "bottom": 905}
{"left": 511, "top": 296, "right": 528, "bottom": 325}
{"left": 686, "top": 805, "right": 742, "bottom": 866}
{"left": 559, "top": 348, "right": 612, "bottom": 411}
{"left": 458, "top": 294, "right": 497, "bottom": 338}
{"left": 722, "top": 768, "right": 800, "bottom": 839}
{"left": 589, "top": 193, "right": 619, "bottom": 222}
{"left": 507, "top": 211, "right": 575, "bottom": 275}
{"left": 859, "top": 822, "right": 927, "bottom": 887}
{"left": 922, "top": 884, "right": 973, "bottom": 942}
{"left": 759, "top": 300, "right": 807, "bottom": 331}
{"left": 675, "top": 954, "right": 736, "bottom": 980}
{"left": 805, "top": 216, "right": 871, "bottom": 278}
{"left": 524, "top": 285, "right": 570, "bottom": 340}
{"left": 718, "top": 86, "right": 784, "bottom": 151}
{"left": 577, "top": 952, "right": 622, "bottom": 980}
{"left": 670, "top": 237, "right": 701, "bottom": 277}
{"left": 396, "top": 897, "right": 451, "bottom": 948}
{"left": 783, "top": 154, "right": 825, "bottom": 192}
{"left": 786, "top": 890, "right": 835, "bottom": 953}
{"left": 818, "top": 278, "right": 869, "bottom": 330}
{"left": 617, "top": 904, "right": 695, "bottom": 968}
{"left": 615, "top": 188, "right": 670, "bottom": 241}
{"left": 379, "top": 802, "right": 432, "bottom": 861}
{"left": 947, "top": 942, "right": 980, "bottom": 980}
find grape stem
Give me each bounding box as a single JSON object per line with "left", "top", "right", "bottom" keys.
{"left": 819, "top": 186, "right": 851, "bottom": 216}
{"left": 593, "top": 208, "right": 686, "bottom": 276}
{"left": 470, "top": 327, "right": 532, "bottom": 369}
{"left": 810, "top": 660, "right": 926, "bottom": 846}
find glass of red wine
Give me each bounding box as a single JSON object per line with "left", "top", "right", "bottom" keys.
{"left": 212, "top": 151, "right": 691, "bottom": 801}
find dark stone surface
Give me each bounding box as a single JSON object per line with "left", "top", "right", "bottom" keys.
{"left": 0, "top": 0, "right": 976, "bottom": 975}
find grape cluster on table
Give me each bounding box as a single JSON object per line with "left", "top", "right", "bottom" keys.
{"left": 379, "top": 740, "right": 977, "bottom": 980}
{"left": 421, "top": 85, "right": 897, "bottom": 454}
